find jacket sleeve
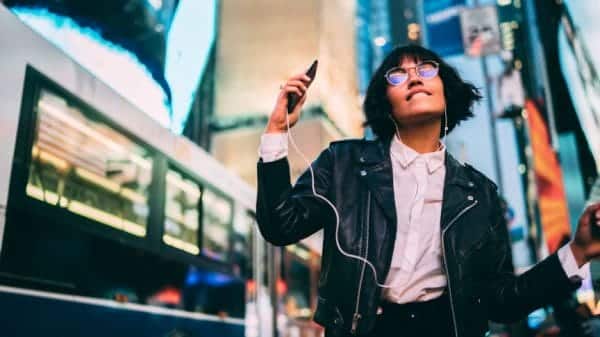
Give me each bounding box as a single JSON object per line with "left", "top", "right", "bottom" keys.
{"left": 484, "top": 190, "right": 582, "bottom": 323}
{"left": 255, "top": 147, "right": 335, "bottom": 246}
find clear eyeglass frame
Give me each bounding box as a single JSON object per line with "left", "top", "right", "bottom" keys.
{"left": 384, "top": 60, "right": 440, "bottom": 86}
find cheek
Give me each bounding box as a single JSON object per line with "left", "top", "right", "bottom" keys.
{"left": 433, "top": 80, "right": 446, "bottom": 106}
{"left": 386, "top": 88, "right": 405, "bottom": 109}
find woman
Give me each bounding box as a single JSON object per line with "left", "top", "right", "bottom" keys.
{"left": 256, "top": 45, "right": 600, "bottom": 337}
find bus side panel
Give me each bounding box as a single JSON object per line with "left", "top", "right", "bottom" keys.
{"left": 0, "top": 291, "right": 244, "bottom": 337}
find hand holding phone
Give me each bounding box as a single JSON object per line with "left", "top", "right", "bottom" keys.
{"left": 287, "top": 60, "right": 318, "bottom": 113}
{"left": 265, "top": 60, "right": 318, "bottom": 134}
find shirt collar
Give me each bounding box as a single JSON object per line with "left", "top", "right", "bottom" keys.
{"left": 390, "top": 135, "right": 446, "bottom": 174}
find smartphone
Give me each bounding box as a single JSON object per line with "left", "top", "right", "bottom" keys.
{"left": 287, "top": 60, "right": 318, "bottom": 113}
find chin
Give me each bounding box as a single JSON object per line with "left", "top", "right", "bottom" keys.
{"left": 393, "top": 109, "right": 443, "bottom": 126}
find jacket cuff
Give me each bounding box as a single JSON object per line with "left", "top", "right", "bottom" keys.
{"left": 557, "top": 243, "right": 590, "bottom": 282}
{"left": 540, "top": 253, "right": 583, "bottom": 296}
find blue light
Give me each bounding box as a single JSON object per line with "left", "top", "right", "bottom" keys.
{"left": 147, "top": 0, "right": 163, "bottom": 10}
{"left": 527, "top": 308, "right": 547, "bottom": 329}
{"left": 185, "top": 267, "right": 236, "bottom": 287}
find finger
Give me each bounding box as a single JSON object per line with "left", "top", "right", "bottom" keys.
{"left": 289, "top": 73, "right": 312, "bottom": 83}
{"left": 583, "top": 202, "right": 600, "bottom": 217}
{"left": 282, "top": 85, "right": 303, "bottom": 97}
{"left": 285, "top": 79, "right": 308, "bottom": 92}
{"left": 298, "top": 91, "right": 308, "bottom": 104}
{"left": 592, "top": 202, "right": 600, "bottom": 215}
{"left": 282, "top": 82, "right": 308, "bottom": 97}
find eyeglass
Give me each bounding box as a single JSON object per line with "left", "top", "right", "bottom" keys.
{"left": 384, "top": 60, "right": 439, "bottom": 86}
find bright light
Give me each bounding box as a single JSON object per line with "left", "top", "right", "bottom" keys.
{"left": 148, "top": 0, "right": 163, "bottom": 10}
{"left": 374, "top": 36, "right": 387, "bottom": 47}
{"left": 408, "top": 23, "right": 420, "bottom": 41}
{"left": 163, "top": 234, "right": 200, "bottom": 254}
{"left": 165, "top": 0, "right": 217, "bottom": 134}
{"left": 12, "top": 8, "right": 171, "bottom": 128}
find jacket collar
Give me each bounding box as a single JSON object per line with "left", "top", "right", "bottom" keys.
{"left": 357, "top": 138, "right": 478, "bottom": 226}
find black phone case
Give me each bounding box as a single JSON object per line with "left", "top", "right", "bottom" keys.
{"left": 287, "top": 60, "right": 318, "bottom": 113}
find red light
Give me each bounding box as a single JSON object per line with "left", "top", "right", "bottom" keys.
{"left": 276, "top": 279, "right": 287, "bottom": 295}
{"left": 246, "top": 279, "right": 256, "bottom": 294}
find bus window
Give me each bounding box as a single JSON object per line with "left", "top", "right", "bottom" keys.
{"left": 26, "top": 89, "right": 153, "bottom": 237}
{"left": 201, "top": 188, "right": 232, "bottom": 262}
{"left": 163, "top": 169, "right": 201, "bottom": 254}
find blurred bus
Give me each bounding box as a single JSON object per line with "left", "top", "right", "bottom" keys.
{"left": 0, "top": 5, "right": 258, "bottom": 337}
{"left": 0, "top": 5, "right": 323, "bottom": 337}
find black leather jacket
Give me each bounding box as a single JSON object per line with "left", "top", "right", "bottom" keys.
{"left": 256, "top": 138, "right": 580, "bottom": 337}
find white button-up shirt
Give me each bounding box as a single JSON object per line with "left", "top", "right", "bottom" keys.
{"left": 382, "top": 135, "right": 447, "bottom": 303}
{"left": 258, "top": 133, "right": 589, "bottom": 304}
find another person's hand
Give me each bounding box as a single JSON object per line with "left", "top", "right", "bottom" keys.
{"left": 265, "top": 72, "right": 312, "bottom": 134}
{"left": 570, "top": 202, "right": 600, "bottom": 266}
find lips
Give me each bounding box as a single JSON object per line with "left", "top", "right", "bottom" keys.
{"left": 406, "top": 89, "right": 432, "bottom": 101}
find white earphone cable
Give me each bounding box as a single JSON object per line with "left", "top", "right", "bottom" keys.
{"left": 283, "top": 106, "right": 448, "bottom": 288}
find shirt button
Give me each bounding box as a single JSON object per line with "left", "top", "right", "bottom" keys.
{"left": 410, "top": 313, "right": 415, "bottom": 319}
{"left": 360, "top": 170, "right": 367, "bottom": 176}
{"left": 467, "top": 195, "right": 474, "bottom": 201}
{"left": 468, "top": 181, "right": 475, "bottom": 187}
{"left": 359, "top": 157, "right": 365, "bottom": 163}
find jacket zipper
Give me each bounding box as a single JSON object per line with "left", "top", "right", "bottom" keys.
{"left": 442, "top": 199, "right": 478, "bottom": 337}
{"left": 351, "top": 191, "right": 371, "bottom": 334}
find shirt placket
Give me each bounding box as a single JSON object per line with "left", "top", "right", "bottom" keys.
{"left": 402, "top": 158, "right": 427, "bottom": 272}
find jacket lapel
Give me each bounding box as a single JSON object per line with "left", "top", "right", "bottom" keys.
{"left": 440, "top": 153, "right": 477, "bottom": 231}
{"left": 358, "top": 139, "right": 397, "bottom": 224}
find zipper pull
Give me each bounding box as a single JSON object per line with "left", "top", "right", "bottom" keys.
{"left": 350, "top": 312, "right": 362, "bottom": 334}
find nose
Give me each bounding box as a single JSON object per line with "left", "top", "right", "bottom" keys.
{"left": 406, "top": 70, "right": 423, "bottom": 89}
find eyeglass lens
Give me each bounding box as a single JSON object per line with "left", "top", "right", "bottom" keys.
{"left": 386, "top": 61, "right": 438, "bottom": 85}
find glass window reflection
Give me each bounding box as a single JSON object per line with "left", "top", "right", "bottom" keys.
{"left": 163, "top": 169, "right": 201, "bottom": 254}
{"left": 26, "top": 89, "right": 153, "bottom": 236}
{"left": 202, "top": 188, "right": 232, "bottom": 261}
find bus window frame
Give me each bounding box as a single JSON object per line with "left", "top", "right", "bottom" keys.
{"left": 162, "top": 160, "right": 235, "bottom": 265}
{"left": 5, "top": 66, "right": 239, "bottom": 275}
{"left": 6, "top": 65, "right": 159, "bottom": 253}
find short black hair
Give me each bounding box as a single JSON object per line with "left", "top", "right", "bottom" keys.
{"left": 363, "top": 44, "right": 482, "bottom": 141}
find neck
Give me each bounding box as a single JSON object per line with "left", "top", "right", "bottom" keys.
{"left": 395, "top": 119, "right": 442, "bottom": 154}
